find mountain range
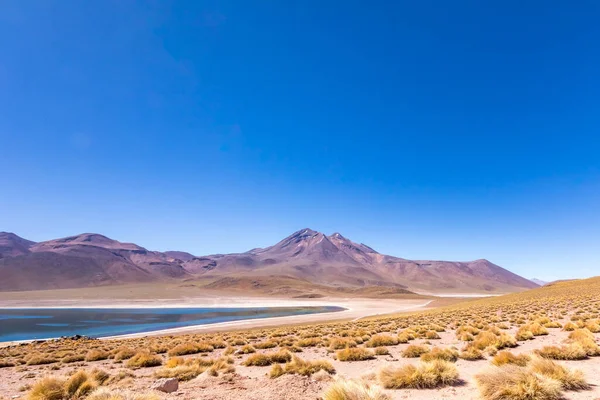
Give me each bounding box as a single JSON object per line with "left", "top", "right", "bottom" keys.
{"left": 0, "top": 229, "right": 538, "bottom": 293}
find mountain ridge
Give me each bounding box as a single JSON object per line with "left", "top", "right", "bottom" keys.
{"left": 0, "top": 229, "right": 538, "bottom": 293}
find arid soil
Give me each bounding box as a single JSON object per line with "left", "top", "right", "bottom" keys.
{"left": 1, "top": 320, "right": 598, "bottom": 400}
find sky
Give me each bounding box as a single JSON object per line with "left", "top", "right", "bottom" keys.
{"left": 1, "top": 1, "right": 599, "bottom": 281}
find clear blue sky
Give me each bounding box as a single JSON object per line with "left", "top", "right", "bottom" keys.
{"left": 1, "top": 1, "right": 599, "bottom": 281}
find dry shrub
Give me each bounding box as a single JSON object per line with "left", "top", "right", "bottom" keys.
{"left": 420, "top": 347, "right": 458, "bottom": 362}
{"left": 366, "top": 334, "right": 398, "bottom": 347}
{"left": 562, "top": 322, "right": 577, "bottom": 331}
{"left": 86, "top": 388, "right": 161, "bottom": 400}
{"left": 475, "top": 365, "right": 562, "bottom": 400}
{"left": 401, "top": 345, "right": 429, "bottom": 358}
{"left": 0, "top": 360, "right": 15, "bottom": 368}
{"left": 90, "top": 369, "right": 109, "bottom": 385}
{"left": 237, "top": 345, "right": 256, "bottom": 354}
{"left": 167, "top": 342, "right": 213, "bottom": 356}
{"left": 113, "top": 347, "right": 136, "bottom": 361}
{"left": 155, "top": 364, "right": 205, "bottom": 381}
{"left": 459, "top": 346, "right": 484, "bottom": 361}
{"left": 27, "top": 377, "right": 65, "bottom": 400}
{"left": 271, "top": 355, "right": 335, "bottom": 377}
{"left": 296, "top": 337, "right": 322, "bottom": 347}
{"left": 243, "top": 350, "right": 291, "bottom": 366}
{"left": 528, "top": 357, "right": 589, "bottom": 390}
{"left": 374, "top": 347, "right": 389, "bottom": 356}
{"left": 61, "top": 354, "right": 85, "bottom": 364}
{"left": 254, "top": 340, "right": 278, "bottom": 349}
{"left": 492, "top": 351, "right": 530, "bottom": 367}
{"left": 85, "top": 349, "right": 109, "bottom": 362}
{"left": 26, "top": 355, "right": 58, "bottom": 366}
{"left": 268, "top": 349, "right": 293, "bottom": 363}
{"left": 329, "top": 338, "right": 357, "bottom": 350}
{"left": 379, "top": 360, "right": 459, "bottom": 389}
{"left": 424, "top": 331, "right": 440, "bottom": 340}
{"left": 65, "top": 370, "right": 98, "bottom": 397}
{"left": 336, "top": 347, "right": 375, "bottom": 362}
{"left": 544, "top": 322, "right": 562, "bottom": 329}
{"left": 567, "top": 329, "right": 600, "bottom": 356}
{"left": 126, "top": 352, "right": 162, "bottom": 368}
{"left": 535, "top": 344, "right": 588, "bottom": 360}
{"left": 515, "top": 328, "right": 534, "bottom": 341}
{"left": 323, "top": 379, "right": 390, "bottom": 400}
{"left": 397, "top": 332, "right": 410, "bottom": 344}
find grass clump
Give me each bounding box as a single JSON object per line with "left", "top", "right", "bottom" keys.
{"left": 155, "top": 364, "right": 205, "bottom": 381}
{"left": 26, "top": 355, "right": 58, "bottom": 366}
{"left": 113, "top": 347, "right": 136, "bottom": 361}
{"left": 296, "top": 337, "right": 322, "bottom": 347}
{"left": 491, "top": 351, "right": 531, "bottom": 367}
{"left": 86, "top": 388, "right": 161, "bottom": 400}
{"left": 85, "top": 349, "right": 109, "bottom": 362}
{"left": 237, "top": 344, "right": 256, "bottom": 354}
{"left": 27, "top": 377, "right": 65, "bottom": 400}
{"left": 167, "top": 342, "right": 213, "bottom": 356}
{"left": 126, "top": 352, "right": 162, "bottom": 368}
{"left": 535, "top": 344, "right": 588, "bottom": 360}
{"left": 270, "top": 355, "right": 335, "bottom": 378}
{"left": 459, "top": 346, "right": 484, "bottom": 361}
{"left": 329, "top": 338, "right": 357, "bottom": 350}
{"left": 475, "top": 365, "right": 562, "bottom": 400}
{"left": 323, "top": 379, "right": 390, "bottom": 400}
{"left": 420, "top": 347, "right": 458, "bottom": 362}
{"left": 65, "top": 370, "right": 97, "bottom": 398}
{"left": 401, "top": 344, "right": 429, "bottom": 358}
{"left": 379, "top": 360, "right": 459, "bottom": 389}
{"left": 365, "top": 334, "right": 398, "bottom": 348}
{"left": 374, "top": 347, "right": 389, "bottom": 356}
{"left": 424, "top": 330, "right": 440, "bottom": 340}
{"left": 528, "top": 357, "right": 589, "bottom": 390}
{"left": 336, "top": 347, "right": 375, "bottom": 362}
{"left": 243, "top": 350, "right": 291, "bottom": 366}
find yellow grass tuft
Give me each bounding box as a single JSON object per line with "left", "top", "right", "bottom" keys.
{"left": 365, "top": 334, "right": 398, "bottom": 347}
{"left": 323, "top": 379, "right": 390, "bottom": 400}
{"left": 336, "top": 347, "right": 375, "bottom": 362}
{"left": 475, "top": 365, "right": 562, "bottom": 400}
{"left": 126, "top": 352, "right": 162, "bottom": 368}
{"left": 85, "top": 349, "right": 109, "bottom": 362}
{"left": 274, "top": 355, "right": 335, "bottom": 377}
{"left": 528, "top": 357, "right": 589, "bottom": 390}
{"left": 27, "top": 377, "right": 65, "bottom": 400}
{"left": 86, "top": 388, "right": 161, "bottom": 400}
{"left": 491, "top": 351, "right": 530, "bottom": 367}
{"left": 459, "top": 346, "right": 484, "bottom": 361}
{"left": 65, "top": 370, "right": 98, "bottom": 397}
{"left": 535, "top": 344, "right": 588, "bottom": 360}
{"left": 420, "top": 347, "right": 458, "bottom": 362}
{"left": 379, "top": 359, "right": 459, "bottom": 389}
{"left": 401, "top": 344, "right": 429, "bottom": 358}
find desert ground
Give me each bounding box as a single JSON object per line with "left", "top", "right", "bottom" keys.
{"left": 1, "top": 278, "right": 600, "bottom": 400}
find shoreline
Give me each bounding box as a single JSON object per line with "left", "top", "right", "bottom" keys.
{"left": 0, "top": 297, "right": 436, "bottom": 344}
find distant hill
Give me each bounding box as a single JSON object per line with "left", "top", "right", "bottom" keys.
{"left": 0, "top": 229, "right": 538, "bottom": 293}
{"left": 530, "top": 278, "right": 548, "bottom": 286}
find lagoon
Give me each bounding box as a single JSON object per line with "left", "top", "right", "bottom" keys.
{"left": 0, "top": 306, "right": 344, "bottom": 342}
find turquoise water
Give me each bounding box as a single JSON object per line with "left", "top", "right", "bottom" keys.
{"left": 0, "top": 306, "right": 344, "bottom": 342}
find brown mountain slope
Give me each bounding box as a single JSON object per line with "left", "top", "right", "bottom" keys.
{"left": 186, "top": 228, "right": 538, "bottom": 293}
{"left": 0, "top": 233, "right": 190, "bottom": 291}
{"left": 0, "top": 232, "right": 35, "bottom": 258}
{"left": 0, "top": 229, "right": 537, "bottom": 293}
